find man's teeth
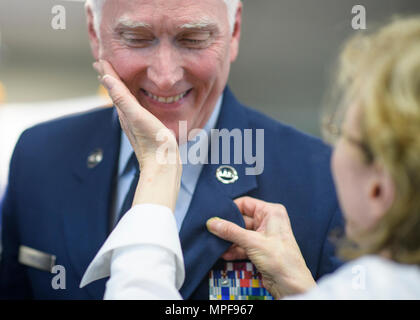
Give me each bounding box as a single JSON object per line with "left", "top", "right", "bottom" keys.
{"left": 145, "top": 90, "right": 188, "bottom": 103}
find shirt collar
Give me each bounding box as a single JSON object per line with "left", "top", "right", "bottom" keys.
{"left": 118, "top": 94, "right": 223, "bottom": 191}
{"left": 118, "top": 131, "right": 134, "bottom": 177}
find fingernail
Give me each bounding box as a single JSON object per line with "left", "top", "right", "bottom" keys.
{"left": 101, "top": 74, "right": 115, "bottom": 90}
{"left": 206, "top": 217, "right": 221, "bottom": 231}
{"left": 98, "top": 59, "right": 105, "bottom": 73}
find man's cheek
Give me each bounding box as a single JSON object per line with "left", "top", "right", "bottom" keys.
{"left": 108, "top": 54, "right": 146, "bottom": 79}
{"left": 188, "top": 58, "right": 221, "bottom": 82}
{"left": 188, "top": 46, "right": 226, "bottom": 73}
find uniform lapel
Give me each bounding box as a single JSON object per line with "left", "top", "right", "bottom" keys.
{"left": 59, "top": 108, "right": 121, "bottom": 298}
{"left": 179, "top": 88, "right": 258, "bottom": 299}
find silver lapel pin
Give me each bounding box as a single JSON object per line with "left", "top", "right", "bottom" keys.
{"left": 216, "top": 165, "right": 239, "bottom": 184}
{"left": 87, "top": 148, "right": 104, "bottom": 169}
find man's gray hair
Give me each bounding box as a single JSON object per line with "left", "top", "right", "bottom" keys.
{"left": 86, "top": 0, "right": 240, "bottom": 35}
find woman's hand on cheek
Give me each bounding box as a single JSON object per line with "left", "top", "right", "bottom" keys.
{"left": 93, "top": 59, "right": 179, "bottom": 168}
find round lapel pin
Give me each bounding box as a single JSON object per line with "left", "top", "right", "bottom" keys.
{"left": 87, "top": 148, "right": 104, "bottom": 169}
{"left": 216, "top": 165, "right": 239, "bottom": 184}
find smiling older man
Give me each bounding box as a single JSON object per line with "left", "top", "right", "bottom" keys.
{"left": 0, "top": 0, "right": 343, "bottom": 300}
{"left": 86, "top": 0, "right": 241, "bottom": 139}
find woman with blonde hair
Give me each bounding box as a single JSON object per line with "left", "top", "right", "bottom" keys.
{"left": 207, "top": 16, "right": 420, "bottom": 299}
{"left": 84, "top": 16, "right": 420, "bottom": 299}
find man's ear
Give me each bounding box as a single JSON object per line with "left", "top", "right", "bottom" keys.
{"left": 369, "top": 164, "right": 395, "bottom": 222}
{"left": 230, "top": 2, "right": 243, "bottom": 63}
{"left": 85, "top": 4, "right": 100, "bottom": 61}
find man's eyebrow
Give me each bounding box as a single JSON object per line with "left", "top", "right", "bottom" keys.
{"left": 178, "top": 20, "right": 218, "bottom": 31}
{"left": 114, "top": 17, "right": 218, "bottom": 31}
{"left": 115, "top": 17, "right": 152, "bottom": 30}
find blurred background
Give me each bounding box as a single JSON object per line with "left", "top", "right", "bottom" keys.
{"left": 0, "top": 0, "right": 420, "bottom": 196}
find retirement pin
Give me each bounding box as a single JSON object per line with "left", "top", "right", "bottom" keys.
{"left": 87, "top": 148, "right": 104, "bottom": 168}
{"left": 216, "top": 165, "right": 238, "bottom": 184}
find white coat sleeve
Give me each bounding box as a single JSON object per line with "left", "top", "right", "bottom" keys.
{"left": 80, "top": 204, "right": 185, "bottom": 300}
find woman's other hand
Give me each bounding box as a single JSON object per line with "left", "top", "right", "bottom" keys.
{"left": 207, "top": 196, "right": 316, "bottom": 299}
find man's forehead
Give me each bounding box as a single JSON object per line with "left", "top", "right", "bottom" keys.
{"left": 111, "top": 0, "right": 226, "bottom": 8}
{"left": 104, "top": 0, "right": 227, "bottom": 26}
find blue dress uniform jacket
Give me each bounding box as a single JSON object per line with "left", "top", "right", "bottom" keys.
{"left": 0, "top": 87, "right": 343, "bottom": 299}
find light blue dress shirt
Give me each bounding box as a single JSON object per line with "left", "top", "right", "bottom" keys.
{"left": 112, "top": 95, "right": 223, "bottom": 230}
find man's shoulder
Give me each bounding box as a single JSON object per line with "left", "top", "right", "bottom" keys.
{"left": 237, "top": 101, "right": 336, "bottom": 197}
{"left": 18, "top": 107, "right": 114, "bottom": 148}
{"left": 23, "top": 106, "right": 113, "bottom": 136}
{"left": 239, "top": 102, "right": 331, "bottom": 156}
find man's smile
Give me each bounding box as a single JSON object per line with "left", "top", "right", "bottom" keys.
{"left": 141, "top": 88, "right": 193, "bottom": 104}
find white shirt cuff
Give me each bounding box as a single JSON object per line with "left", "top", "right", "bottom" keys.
{"left": 80, "top": 204, "right": 185, "bottom": 292}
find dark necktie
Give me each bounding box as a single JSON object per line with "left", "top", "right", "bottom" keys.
{"left": 116, "top": 153, "right": 140, "bottom": 224}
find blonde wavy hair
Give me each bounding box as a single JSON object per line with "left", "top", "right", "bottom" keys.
{"left": 324, "top": 16, "right": 420, "bottom": 264}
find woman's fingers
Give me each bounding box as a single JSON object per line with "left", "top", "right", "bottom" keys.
{"left": 93, "top": 60, "right": 152, "bottom": 123}
{"left": 234, "top": 196, "right": 269, "bottom": 219}
{"left": 93, "top": 59, "right": 174, "bottom": 147}
{"left": 208, "top": 198, "right": 315, "bottom": 299}
{"left": 99, "top": 70, "right": 139, "bottom": 118}
{"left": 206, "top": 217, "right": 255, "bottom": 250}
{"left": 221, "top": 245, "right": 248, "bottom": 261}
{"left": 234, "top": 196, "right": 293, "bottom": 235}
{"left": 243, "top": 215, "right": 254, "bottom": 231}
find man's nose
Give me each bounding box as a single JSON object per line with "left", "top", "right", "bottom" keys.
{"left": 147, "top": 43, "right": 184, "bottom": 91}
